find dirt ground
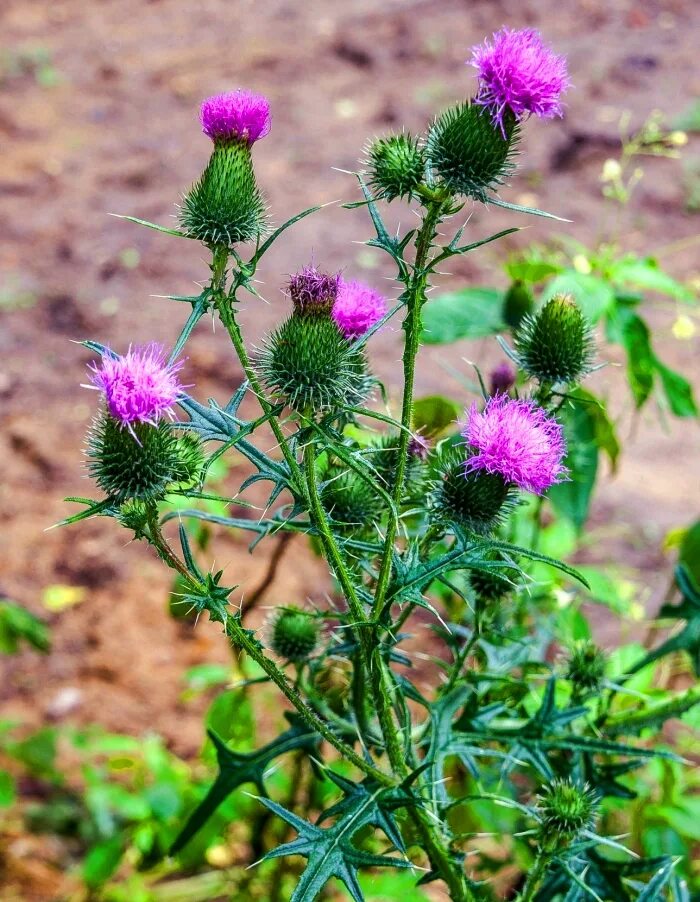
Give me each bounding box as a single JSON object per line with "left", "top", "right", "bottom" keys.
{"left": 1, "top": 0, "right": 699, "bottom": 896}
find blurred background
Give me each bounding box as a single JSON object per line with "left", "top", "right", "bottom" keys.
{"left": 1, "top": 0, "right": 699, "bottom": 898}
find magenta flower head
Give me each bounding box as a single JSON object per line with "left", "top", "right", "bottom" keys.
{"left": 462, "top": 394, "right": 567, "bottom": 494}
{"left": 288, "top": 265, "right": 341, "bottom": 315}
{"left": 88, "top": 344, "right": 184, "bottom": 428}
{"left": 469, "top": 28, "right": 570, "bottom": 134}
{"left": 200, "top": 90, "right": 271, "bottom": 144}
{"left": 332, "top": 279, "right": 387, "bottom": 339}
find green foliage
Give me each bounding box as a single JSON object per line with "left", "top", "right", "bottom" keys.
{"left": 0, "top": 598, "right": 50, "bottom": 654}
{"left": 420, "top": 287, "right": 504, "bottom": 344}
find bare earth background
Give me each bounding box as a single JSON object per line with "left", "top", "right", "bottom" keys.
{"left": 1, "top": 0, "right": 699, "bottom": 897}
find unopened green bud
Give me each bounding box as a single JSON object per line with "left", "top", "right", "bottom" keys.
{"left": 502, "top": 280, "right": 534, "bottom": 330}
{"left": 321, "top": 469, "right": 384, "bottom": 534}
{"left": 426, "top": 103, "right": 519, "bottom": 202}
{"left": 87, "top": 413, "right": 182, "bottom": 503}
{"left": 180, "top": 140, "right": 266, "bottom": 246}
{"left": 469, "top": 554, "right": 519, "bottom": 604}
{"left": 259, "top": 315, "right": 370, "bottom": 413}
{"left": 536, "top": 779, "right": 598, "bottom": 849}
{"left": 515, "top": 294, "right": 594, "bottom": 385}
{"left": 116, "top": 499, "right": 150, "bottom": 539}
{"left": 366, "top": 133, "right": 425, "bottom": 202}
{"left": 313, "top": 657, "right": 353, "bottom": 711}
{"left": 433, "top": 449, "right": 513, "bottom": 535}
{"left": 565, "top": 640, "right": 606, "bottom": 695}
{"left": 171, "top": 433, "right": 206, "bottom": 491}
{"left": 269, "top": 607, "right": 319, "bottom": 662}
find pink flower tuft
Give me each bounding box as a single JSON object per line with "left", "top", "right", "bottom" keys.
{"left": 200, "top": 90, "right": 271, "bottom": 144}
{"left": 88, "top": 344, "right": 184, "bottom": 427}
{"left": 332, "top": 279, "right": 387, "bottom": 339}
{"left": 288, "top": 265, "right": 341, "bottom": 311}
{"left": 469, "top": 28, "right": 570, "bottom": 134}
{"left": 462, "top": 394, "right": 567, "bottom": 494}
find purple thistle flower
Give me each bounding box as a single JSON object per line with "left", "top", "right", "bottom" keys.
{"left": 332, "top": 279, "right": 387, "bottom": 339}
{"left": 288, "top": 265, "right": 341, "bottom": 312}
{"left": 469, "top": 28, "right": 570, "bottom": 134}
{"left": 200, "top": 90, "right": 271, "bottom": 144}
{"left": 489, "top": 361, "right": 516, "bottom": 396}
{"left": 88, "top": 344, "right": 184, "bottom": 428}
{"left": 462, "top": 394, "right": 567, "bottom": 494}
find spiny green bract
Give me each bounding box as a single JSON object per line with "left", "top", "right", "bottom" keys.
{"left": 536, "top": 778, "right": 599, "bottom": 847}
{"left": 503, "top": 279, "right": 535, "bottom": 330}
{"left": 566, "top": 640, "right": 607, "bottom": 693}
{"left": 270, "top": 607, "right": 319, "bottom": 662}
{"left": 515, "top": 294, "right": 595, "bottom": 384}
{"left": 259, "top": 315, "right": 370, "bottom": 413}
{"left": 426, "top": 103, "right": 519, "bottom": 202}
{"left": 88, "top": 414, "right": 182, "bottom": 503}
{"left": 366, "top": 133, "right": 425, "bottom": 201}
{"left": 180, "top": 141, "right": 266, "bottom": 246}
{"left": 432, "top": 448, "right": 513, "bottom": 535}
{"left": 364, "top": 432, "right": 428, "bottom": 493}
{"left": 469, "top": 553, "right": 519, "bottom": 603}
{"left": 171, "top": 432, "right": 206, "bottom": 490}
{"left": 320, "top": 468, "right": 384, "bottom": 534}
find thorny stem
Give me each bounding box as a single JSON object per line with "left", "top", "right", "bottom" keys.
{"left": 517, "top": 851, "right": 550, "bottom": 902}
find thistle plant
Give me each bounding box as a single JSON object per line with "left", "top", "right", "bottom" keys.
{"left": 62, "top": 29, "right": 699, "bottom": 901}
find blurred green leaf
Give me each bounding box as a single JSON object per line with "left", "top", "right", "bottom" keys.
{"left": 653, "top": 359, "right": 698, "bottom": 418}
{"left": 0, "top": 598, "right": 50, "bottom": 654}
{"left": 0, "top": 769, "right": 16, "bottom": 807}
{"left": 420, "top": 287, "right": 504, "bottom": 344}
{"left": 679, "top": 520, "right": 700, "bottom": 586}
{"left": 610, "top": 256, "right": 695, "bottom": 303}
{"left": 412, "top": 395, "right": 461, "bottom": 438}
{"left": 549, "top": 398, "right": 599, "bottom": 530}
{"left": 82, "top": 836, "right": 124, "bottom": 888}
{"left": 505, "top": 257, "right": 561, "bottom": 283}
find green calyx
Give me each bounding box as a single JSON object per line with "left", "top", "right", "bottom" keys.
{"left": 503, "top": 280, "right": 535, "bottom": 330}
{"left": 320, "top": 468, "right": 384, "bottom": 535}
{"left": 87, "top": 413, "right": 204, "bottom": 504}
{"left": 565, "top": 640, "right": 607, "bottom": 693}
{"left": 269, "top": 607, "right": 319, "bottom": 662}
{"left": 366, "top": 133, "right": 426, "bottom": 202}
{"left": 426, "top": 103, "right": 519, "bottom": 202}
{"left": 180, "top": 139, "right": 266, "bottom": 246}
{"left": 259, "top": 314, "right": 370, "bottom": 413}
{"left": 515, "top": 294, "right": 595, "bottom": 385}
{"left": 536, "top": 779, "right": 599, "bottom": 848}
{"left": 433, "top": 449, "right": 513, "bottom": 535}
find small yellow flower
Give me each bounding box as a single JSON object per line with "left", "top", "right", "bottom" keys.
{"left": 668, "top": 130, "right": 688, "bottom": 147}
{"left": 601, "top": 159, "right": 622, "bottom": 182}
{"left": 572, "top": 254, "right": 592, "bottom": 275}
{"left": 672, "top": 314, "right": 696, "bottom": 340}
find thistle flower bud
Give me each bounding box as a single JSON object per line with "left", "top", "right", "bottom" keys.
{"left": 432, "top": 448, "right": 513, "bottom": 535}
{"left": 536, "top": 779, "right": 598, "bottom": 849}
{"left": 367, "top": 432, "right": 429, "bottom": 490}
{"left": 366, "top": 133, "right": 425, "bottom": 202}
{"left": 313, "top": 657, "right": 353, "bottom": 711}
{"left": 288, "top": 266, "right": 341, "bottom": 316}
{"left": 269, "top": 607, "right": 319, "bottom": 662}
{"left": 515, "top": 294, "right": 594, "bottom": 385}
{"left": 489, "top": 362, "right": 516, "bottom": 396}
{"left": 116, "top": 499, "right": 150, "bottom": 539}
{"left": 321, "top": 469, "right": 384, "bottom": 534}
{"left": 426, "top": 102, "right": 519, "bottom": 202}
{"left": 171, "top": 433, "right": 206, "bottom": 490}
{"left": 180, "top": 91, "right": 269, "bottom": 247}
{"left": 87, "top": 414, "right": 182, "bottom": 503}
{"left": 502, "top": 280, "right": 534, "bottom": 330}
{"left": 469, "top": 553, "right": 518, "bottom": 603}
{"left": 565, "top": 640, "right": 606, "bottom": 695}
{"left": 259, "top": 315, "right": 370, "bottom": 413}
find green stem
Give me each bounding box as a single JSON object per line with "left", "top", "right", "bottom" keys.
{"left": 372, "top": 199, "right": 444, "bottom": 621}
{"left": 517, "top": 852, "right": 550, "bottom": 902}
{"left": 145, "top": 504, "right": 200, "bottom": 589}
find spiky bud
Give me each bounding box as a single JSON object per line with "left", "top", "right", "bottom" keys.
{"left": 432, "top": 449, "right": 513, "bottom": 535}
{"left": 366, "top": 433, "right": 429, "bottom": 492}
{"left": 502, "top": 280, "right": 534, "bottom": 330}
{"left": 269, "top": 607, "right": 319, "bottom": 662}
{"left": 321, "top": 469, "right": 384, "bottom": 534}
{"left": 536, "top": 779, "right": 598, "bottom": 849}
{"left": 313, "top": 657, "right": 353, "bottom": 711}
{"left": 87, "top": 413, "right": 183, "bottom": 503}
{"left": 116, "top": 499, "right": 150, "bottom": 539}
{"left": 171, "top": 433, "right": 206, "bottom": 490}
{"left": 259, "top": 315, "right": 370, "bottom": 413}
{"left": 288, "top": 266, "right": 341, "bottom": 316}
{"left": 180, "top": 91, "right": 270, "bottom": 247}
{"left": 366, "top": 133, "right": 425, "bottom": 202}
{"left": 426, "top": 103, "right": 519, "bottom": 202}
{"left": 469, "top": 554, "right": 518, "bottom": 604}
{"left": 565, "top": 640, "right": 606, "bottom": 696}
{"left": 515, "top": 295, "right": 595, "bottom": 385}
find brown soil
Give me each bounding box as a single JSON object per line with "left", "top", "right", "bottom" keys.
{"left": 1, "top": 0, "right": 699, "bottom": 898}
